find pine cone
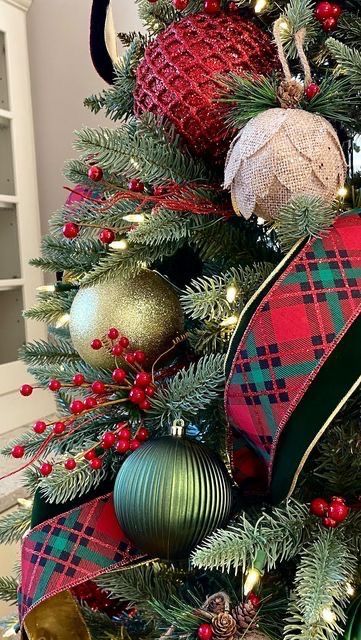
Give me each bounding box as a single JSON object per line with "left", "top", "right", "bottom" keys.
{"left": 277, "top": 80, "right": 303, "bottom": 108}
{"left": 232, "top": 602, "right": 258, "bottom": 631}
{"left": 207, "top": 594, "right": 227, "bottom": 614}
{"left": 212, "top": 612, "right": 237, "bottom": 640}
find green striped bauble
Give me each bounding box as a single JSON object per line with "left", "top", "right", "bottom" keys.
{"left": 113, "top": 427, "right": 233, "bottom": 560}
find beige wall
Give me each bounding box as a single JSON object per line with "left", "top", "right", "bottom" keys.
{"left": 27, "top": 0, "right": 143, "bottom": 235}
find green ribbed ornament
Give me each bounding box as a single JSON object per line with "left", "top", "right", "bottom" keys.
{"left": 113, "top": 421, "right": 233, "bottom": 560}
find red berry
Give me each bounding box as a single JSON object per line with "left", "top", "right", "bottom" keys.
{"left": 129, "top": 439, "right": 141, "bottom": 451}
{"left": 40, "top": 462, "right": 53, "bottom": 476}
{"left": 84, "top": 396, "right": 97, "bottom": 409}
{"left": 247, "top": 592, "right": 261, "bottom": 609}
{"left": 65, "top": 458, "right": 77, "bottom": 470}
{"left": 139, "top": 399, "right": 151, "bottom": 411}
{"left": 48, "top": 379, "right": 61, "bottom": 392}
{"left": 108, "top": 327, "right": 119, "bottom": 340}
{"left": 204, "top": 0, "right": 221, "bottom": 13}
{"left": 73, "top": 373, "right": 85, "bottom": 386}
{"left": 128, "top": 178, "right": 144, "bottom": 193}
{"left": 125, "top": 352, "right": 135, "bottom": 364}
{"left": 305, "top": 83, "right": 320, "bottom": 100}
{"left": 12, "top": 445, "right": 25, "bottom": 459}
{"left": 115, "top": 438, "right": 130, "bottom": 454}
{"left": 119, "top": 426, "right": 132, "bottom": 440}
{"left": 63, "top": 222, "right": 79, "bottom": 239}
{"left": 331, "top": 3, "right": 342, "bottom": 18}
{"left": 173, "top": 0, "right": 188, "bottom": 9}
{"left": 20, "top": 384, "right": 33, "bottom": 397}
{"left": 112, "top": 368, "right": 127, "bottom": 384}
{"left": 112, "top": 344, "right": 124, "bottom": 357}
{"left": 322, "top": 15, "right": 337, "bottom": 30}
{"left": 310, "top": 497, "right": 329, "bottom": 517}
{"left": 136, "top": 427, "right": 149, "bottom": 442}
{"left": 91, "top": 339, "right": 103, "bottom": 350}
{"left": 327, "top": 501, "right": 349, "bottom": 523}
{"left": 315, "top": 1, "right": 334, "bottom": 20}
{"left": 99, "top": 228, "right": 115, "bottom": 244}
{"left": 145, "top": 385, "right": 156, "bottom": 397}
{"left": 134, "top": 350, "right": 146, "bottom": 364}
{"left": 53, "top": 421, "right": 66, "bottom": 435}
{"left": 92, "top": 380, "right": 106, "bottom": 395}
{"left": 135, "top": 372, "right": 152, "bottom": 387}
{"left": 153, "top": 185, "right": 167, "bottom": 196}
{"left": 70, "top": 399, "right": 85, "bottom": 414}
{"left": 147, "top": 0, "right": 158, "bottom": 3}
{"left": 129, "top": 387, "right": 146, "bottom": 404}
{"left": 84, "top": 450, "right": 96, "bottom": 461}
{"left": 101, "top": 431, "right": 116, "bottom": 449}
{"left": 90, "top": 457, "right": 103, "bottom": 470}
{"left": 87, "top": 165, "right": 103, "bottom": 182}
{"left": 227, "top": 0, "right": 238, "bottom": 11}
{"left": 119, "top": 336, "right": 130, "bottom": 348}
{"left": 197, "top": 624, "right": 214, "bottom": 640}
{"left": 33, "top": 421, "right": 47, "bottom": 434}
{"left": 322, "top": 516, "right": 338, "bottom": 528}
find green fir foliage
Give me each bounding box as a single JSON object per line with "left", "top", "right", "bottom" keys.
{"left": 274, "top": 195, "right": 337, "bottom": 252}
{"left": 0, "top": 506, "right": 31, "bottom": 544}
{"left": 0, "top": 576, "right": 18, "bottom": 605}
{"left": 326, "top": 38, "right": 361, "bottom": 90}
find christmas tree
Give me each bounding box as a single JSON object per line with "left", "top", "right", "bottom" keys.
{"left": 0, "top": 0, "right": 360, "bottom": 639}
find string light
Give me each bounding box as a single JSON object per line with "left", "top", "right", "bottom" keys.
{"left": 278, "top": 18, "right": 290, "bottom": 33}
{"left": 337, "top": 186, "right": 348, "bottom": 198}
{"left": 110, "top": 239, "right": 128, "bottom": 250}
{"left": 346, "top": 583, "right": 355, "bottom": 597}
{"left": 321, "top": 607, "right": 336, "bottom": 624}
{"left": 36, "top": 284, "right": 55, "bottom": 293}
{"left": 226, "top": 285, "right": 238, "bottom": 304}
{"left": 122, "top": 213, "right": 145, "bottom": 223}
{"left": 55, "top": 313, "right": 70, "bottom": 329}
{"left": 254, "top": 0, "right": 268, "bottom": 13}
{"left": 244, "top": 567, "right": 262, "bottom": 595}
{"left": 220, "top": 315, "right": 238, "bottom": 328}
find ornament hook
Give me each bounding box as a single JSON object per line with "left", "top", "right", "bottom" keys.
{"left": 170, "top": 419, "right": 185, "bottom": 437}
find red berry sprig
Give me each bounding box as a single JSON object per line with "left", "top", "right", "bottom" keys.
{"left": 88, "top": 165, "right": 103, "bottom": 182}
{"left": 310, "top": 496, "right": 350, "bottom": 528}
{"left": 314, "top": 2, "right": 342, "bottom": 31}
{"left": 247, "top": 592, "right": 261, "bottom": 608}
{"left": 304, "top": 82, "right": 321, "bottom": 100}
{"left": 204, "top": 0, "right": 221, "bottom": 14}
{"left": 197, "top": 624, "right": 214, "bottom": 640}
{"left": 128, "top": 178, "right": 144, "bottom": 193}
{"left": 173, "top": 0, "right": 188, "bottom": 9}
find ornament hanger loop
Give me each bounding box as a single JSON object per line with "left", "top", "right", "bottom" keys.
{"left": 171, "top": 419, "right": 185, "bottom": 437}
{"left": 273, "top": 19, "right": 312, "bottom": 88}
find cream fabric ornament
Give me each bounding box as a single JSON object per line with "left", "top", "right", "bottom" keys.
{"left": 224, "top": 21, "right": 347, "bottom": 221}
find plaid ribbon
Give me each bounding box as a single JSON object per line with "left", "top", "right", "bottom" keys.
{"left": 225, "top": 213, "right": 361, "bottom": 489}
{"left": 19, "top": 493, "right": 146, "bottom": 623}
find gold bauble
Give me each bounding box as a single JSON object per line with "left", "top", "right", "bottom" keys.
{"left": 69, "top": 270, "right": 184, "bottom": 368}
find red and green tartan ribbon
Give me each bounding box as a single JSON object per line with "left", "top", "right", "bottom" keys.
{"left": 19, "top": 493, "right": 146, "bottom": 624}
{"left": 225, "top": 213, "right": 361, "bottom": 493}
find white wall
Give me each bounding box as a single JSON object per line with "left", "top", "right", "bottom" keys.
{"left": 27, "top": 0, "right": 143, "bottom": 235}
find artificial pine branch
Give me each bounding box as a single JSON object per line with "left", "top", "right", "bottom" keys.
{"left": 31, "top": 236, "right": 106, "bottom": 277}
{"left": 74, "top": 115, "right": 211, "bottom": 186}
{"left": 135, "top": 0, "right": 177, "bottom": 34}
{"left": 20, "top": 338, "right": 81, "bottom": 367}
{"left": 284, "top": 529, "right": 357, "bottom": 640}
{"left": 181, "top": 264, "right": 273, "bottom": 322}
{"left": 192, "top": 500, "right": 310, "bottom": 572}
{"left": 280, "top": 0, "right": 320, "bottom": 57}
{"left": 273, "top": 195, "right": 337, "bottom": 252}
{"left": 326, "top": 38, "right": 361, "bottom": 89}
{"left": 0, "top": 506, "right": 31, "bottom": 544}
{"left": 0, "top": 576, "right": 18, "bottom": 604}
{"left": 335, "top": 12, "right": 361, "bottom": 49}
{"left": 24, "top": 289, "right": 77, "bottom": 324}
{"left": 188, "top": 321, "right": 231, "bottom": 355}
{"left": 221, "top": 74, "right": 279, "bottom": 130}
{"left": 150, "top": 354, "right": 226, "bottom": 425}
{"left": 35, "top": 457, "right": 114, "bottom": 504}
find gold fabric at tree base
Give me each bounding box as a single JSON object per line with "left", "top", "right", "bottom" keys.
{"left": 23, "top": 590, "right": 91, "bottom": 640}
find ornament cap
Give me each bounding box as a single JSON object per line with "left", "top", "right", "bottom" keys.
{"left": 170, "top": 419, "right": 185, "bottom": 438}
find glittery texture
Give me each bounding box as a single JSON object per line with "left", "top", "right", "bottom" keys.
{"left": 69, "top": 270, "right": 184, "bottom": 368}
{"left": 133, "top": 12, "right": 279, "bottom": 161}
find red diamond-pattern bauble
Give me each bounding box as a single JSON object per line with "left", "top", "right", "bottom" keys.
{"left": 133, "top": 13, "right": 279, "bottom": 161}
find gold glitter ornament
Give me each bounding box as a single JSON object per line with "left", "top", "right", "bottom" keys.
{"left": 69, "top": 270, "right": 184, "bottom": 368}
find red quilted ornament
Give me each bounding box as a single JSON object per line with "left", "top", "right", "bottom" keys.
{"left": 133, "top": 12, "right": 279, "bottom": 161}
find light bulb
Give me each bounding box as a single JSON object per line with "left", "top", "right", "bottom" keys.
{"left": 36, "top": 284, "right": 55, "bottom": 293}
{"left": 220, "top": 315, "right": 238, "bottom": 328}
{"left": 244, "top": 568, "right": 261, "bottom": 595}
{"left": 110, "top": 239, "right": 128, "bottom": 250}
{"left": 278, "top": 18, "right": 289, "bottom": 33}
{"left": 254, "top": 0, "right": 268, "bottom": 12}
{"left": 55, "top": 313, "right": 70, "bottom": 329}
{"left": 346, "top": 583, "right": 355, "bottom": 597}
{"left": 337, "top": 186, "right": 348, "bottom": 198}
{"left": 122, "top": 213, "right": 145, "bottom": 223}
{"left": 321, "top": 607, "right": 336, "bottom": 624}
{"left": 226, "top": 285, "right": 237, "bottom": 304}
